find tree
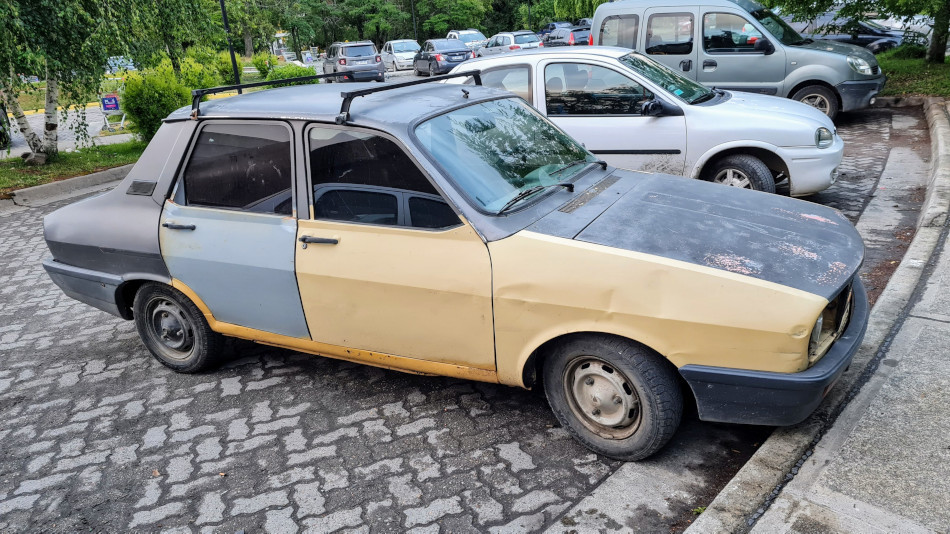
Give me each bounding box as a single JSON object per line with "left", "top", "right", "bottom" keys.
{"left": 419, "top": 0, "right": 491, "bottom": 37}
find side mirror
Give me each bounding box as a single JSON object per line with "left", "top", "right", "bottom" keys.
{"left": 641, "top": 99, "right": 664, "bottom": 117}
{"left": 754, "top": 38, "right": 775, "bottom": 55}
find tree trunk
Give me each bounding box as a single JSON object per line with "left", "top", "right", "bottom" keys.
{"left": 927, "top": 1, "right": 949, "bottom": 64}
{"left": 243, "top": 25, "right": 254, "bottom": 57}
{"left": 42, "top": 75, "right": 59, "bottom": 157}
{"left": 0, "top": 72, "right": 44, "bottom": 155}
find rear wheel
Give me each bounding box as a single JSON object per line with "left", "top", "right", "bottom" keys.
{"left": 791, "top": 84, "right": 839, "bottom": 120}
{"left": 428, "top": 61, "right": 437, "bottom": 77}
{"left": 542, "top": 335, "right": 683, "bottom": 461}
{"left": 133, "top": 283, "right": 224, "bottom": 373}
{"left": 703, "top": 154, "right": 776, "bottom": 193}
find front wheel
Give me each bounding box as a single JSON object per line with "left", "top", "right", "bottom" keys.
{"left": 702, "top": 154, "right": 776, "bottom": 194}
{"left": 133, "top": 283, "right": 224, "bottom": 373}
{"left": 790, "top": 84, "right": 839, "bottom": 120}
{"left": 428, "top": 62, "right": 437, "bottom": 77}
{"left": 542, "top": 335, "right": 683, "bottom": 461}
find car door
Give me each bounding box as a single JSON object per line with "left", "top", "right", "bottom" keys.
{"left": 159, "top": 121, "right": 310, "bottom": 339}
{"left": 417, "top": 42, "right": 432, "bottom": 69}
{"left": 382, "top": 43, "right": 393, "bottom": 68}
{"left": 538, "top": 60, "right": 687, "bottom": 174}
{"left": 643, "top": 7, "right": 699, "bottom": 80}
{"left": 697, "top": 10, "right": 787, "bottom": 95}
{"left": 295, "top": 124, "right": 495, "bottom": 369}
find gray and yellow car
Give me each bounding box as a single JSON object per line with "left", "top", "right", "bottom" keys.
{"left": 42, "top": 75, "right": 868, "bottom": 460}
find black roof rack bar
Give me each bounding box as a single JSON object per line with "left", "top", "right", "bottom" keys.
{"left": 190, "top": 73, "right": 338, "bottom": 119}
{"left": 336, "top": 70, "right": 482, "bottom": 124}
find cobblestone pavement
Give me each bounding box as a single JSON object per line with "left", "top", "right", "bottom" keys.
{"left": 6, "top": 108, "right": 134, "bottom": 155}
{"left": 0, "top": 107, "right": 926, "bottom": 533}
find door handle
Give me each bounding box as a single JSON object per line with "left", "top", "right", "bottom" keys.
{"left": 703, "top": 59, "right": 717, "bottom": 69}
{"left": 298, "top": 236, "right": 339, "bottom": 245}
{"left": 162, "top": 222, "right": 196, "bottom": 230}
{"left": 679, "top": 59, "right": 692, "bottom": 72}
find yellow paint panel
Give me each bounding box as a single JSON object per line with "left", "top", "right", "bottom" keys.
{"left": 294, "top": 219, "right": 496, "bottom": 370}
{"left": 172, "top": 279, "right": 498, "bottom": 383}
{"left": 489, "top": 232, "right": 828, "bottom": 387}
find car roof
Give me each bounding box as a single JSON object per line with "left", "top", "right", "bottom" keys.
{"left": 385, "top": 39, "right": 418, "bottom": 43}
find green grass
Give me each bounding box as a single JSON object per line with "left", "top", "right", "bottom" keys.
{"left": 877, "top": 51, "right": 950, "bottom": 97}
{"left": 0, "top": 140, "right": 146, "bottom": 196}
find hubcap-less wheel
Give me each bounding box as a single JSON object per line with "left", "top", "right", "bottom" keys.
{"left": 799, "top": 93, "right": 831, "bottom": 115}
{"left": 712, "top": 167, "right": 753, "bottom": 188}
{"left": 564, "top": 356, "right": 641, "bottom": 439}
{"left": 429, "top": 62, "right": 436, "bottom": 76}
{"left": 145, "top": 297, "right": 195, "bottom": 361}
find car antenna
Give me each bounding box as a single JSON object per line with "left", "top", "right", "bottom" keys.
{"left": 461, "top": 88, "right": 470, "bottom": 98}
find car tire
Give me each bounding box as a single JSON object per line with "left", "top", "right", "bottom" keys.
{"left": 791, "top": 84, "right": 839, "bottom": 120}
{"left": 542, "top": 334, "right": 683, "bottom": 461}
{"left": 428, "top": 62, "right": 436, "bottom": 77}
{"left": 413, "top": 64, "right": 420, "bottom": 76}
{"left": 703, "top": 154, "right": 776, "bottom": 193}
{"left": 133, "top": 282, "right": 224, "bottom": 373}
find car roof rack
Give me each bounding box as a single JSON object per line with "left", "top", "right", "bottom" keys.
{"left": 190, "top": 73, "right": 337, "bottom": 119}
{"left": 336, "top": 70, "right": 481, "bottom": 124}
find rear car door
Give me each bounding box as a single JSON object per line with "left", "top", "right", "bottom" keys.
{"left": 697, "top": 10, "right": 787, "bottom": 95}
{"left": 159, "top": 121, "right": 309, "bottom": 338}
{"left": 643, "top": 7, "right": 699, "bottom": 80}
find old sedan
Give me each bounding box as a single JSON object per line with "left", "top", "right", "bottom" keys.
{"left": 42, "top": 75, "right": 867, "bottom": 460}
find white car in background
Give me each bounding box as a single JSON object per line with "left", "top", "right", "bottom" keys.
{"left": 381, "top": 39, "right": 421, "bottom": 71}
{"left": 449, "top": 47, "right": 844, "bottom": 195}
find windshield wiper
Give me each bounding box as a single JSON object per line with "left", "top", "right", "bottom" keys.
{"left": 690, "top": 91, "right": 717, "bottom": 104}
{"left": 497, "top": 183, "right": 574, "bottom": 214}
{"left": 551, "top": 158, "right": 607, "bottom": 176}
{"left": 790, "top": 38, "right": 814, "bottom": 46}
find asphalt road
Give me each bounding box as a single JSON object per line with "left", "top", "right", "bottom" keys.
{"left": 0, "top": 105, "right": 929, "bottom": 533}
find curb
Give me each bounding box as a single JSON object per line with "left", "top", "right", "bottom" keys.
{"left": 685, "top": 98, "right": 950, "bottom": 534}
{"left": 10, "top": 164, "right": 133, "bottom": 207}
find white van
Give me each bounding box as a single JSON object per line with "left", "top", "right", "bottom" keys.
{"left": 590, "top": 0, "right": 886, "bottom": 119}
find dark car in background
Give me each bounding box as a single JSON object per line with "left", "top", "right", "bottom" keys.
{"left": 413, "top": 39, "right": 473, "bottom": 76}
{"left": 783, "top": 12, "right": 928, "bottom": 53}
{"left": 323, "top": 41, "right": 385, "bottom": 82}
{"left": 543, "top": 25, "right": 592, "bottom": 46}
{"left": 539, "top": 21, "right": 572, "bottom": 37}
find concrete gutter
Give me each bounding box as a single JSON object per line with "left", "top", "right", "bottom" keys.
{"left": 685, "top": 98, "right": 950, "bottom": 533}
{"left": 8, "top": 163, "right": 132, "bottom": 208}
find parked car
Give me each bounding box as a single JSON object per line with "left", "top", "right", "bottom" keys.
{"left": 576, "top": 17, "right": 594, "bottom": 27}
{"left": 477, "top": 31, "right": 543, "bottom": 57}
{"left": 590, "top": 0, "right": 887, "bottom": 119}
{"left": 543, "top": 26, "right": 592, "bottom": 47}
{"left": 539, "top": 21, "right": 573, "bottom": 36}
{"left": 783, "top": 13, "right": 928, "bottom": 53}
{"left": 413, "top": 39, "right": 474, "bottom": 76}
{"left": 447, "top": 29, "right": 489, "bottom": 50}
{"left": 381, "top": 39, "right": 421, "bottom": 71}
{"left": 41, "top": 75, "right": 868, "bottom": 461}
{"left": 322, "top": 41, "right": 385, "bottom": 83}
{"left": 449, "top": 47, "right": 843, "bottom": 195}
{"left": 105, "top": 56, "right": 137, "bottom": 74}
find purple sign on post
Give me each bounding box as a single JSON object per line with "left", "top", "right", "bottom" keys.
{"left": 101, "top": 94, "right": 119, "bottom": 111}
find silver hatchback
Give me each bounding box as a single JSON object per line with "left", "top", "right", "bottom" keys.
{"left": 477, "top": 31, "right": 543, "bottom": 56}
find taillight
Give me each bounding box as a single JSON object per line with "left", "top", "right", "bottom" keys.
{"left": 569, "top": 33, "right": 574, "bottom": 45}
{"left": 588, "top": 34, "right": 593, "bottom": 45}
{"left": 339, "top": 58, "right": 347, "bottom": 65}
{"left": 538, "top": 41, "right": 544, "bottom": 47}
{"left": 509, "top": 45, "right": 521, "bottom": 50}
{"left": 435, "top": 54, "right": 444, "bottom": 61}
{"left": 375, "top": 55, "right": 381, "bottom": 62}
{"left": 471, "top": 51, "right": 476, "bottom": 58}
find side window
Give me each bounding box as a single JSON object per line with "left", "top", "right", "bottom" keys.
{"left": 600, "top": 15, "right": 639, "bottom": 48}
{"left": 646, "top": 13, "right": 694, "bottom": 55}
{"left": 181, "top": 123, "right": 293, "bottom": 215}
{"left": 544, "top": 63, "right": 653, "bottom": 116}
{"left": 502, "top": 36, "right": 511, "bottom": 46}
{"left": 476, "top": 66, "right": 532, "bottom": 101}
{"left": 308, "top": 127, "right": 460, "bottom": 229}
{"left": 703, "top": 13, "right": 762, "bottom": 53}
{"left": 408, "top": 196, "right": 461, "bottom": 229}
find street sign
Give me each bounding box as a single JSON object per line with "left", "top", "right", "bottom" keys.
{"left": 101, "top": 94, "right": 120, "bottom": 112}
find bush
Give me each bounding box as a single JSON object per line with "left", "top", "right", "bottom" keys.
{"left": 252, "top": 52, "right": 279, "bottom": 78}
{"left": 265, "top": 64, "right": 320, "bottom": 87}
{"left": 882, "top": 44, "right": 927, "bottom": 60}
{"left": 184, "top": 46, "right": 218, "bottom": 66}
{"left": 179, "top": 57, "right": 221, "bottom": 93}
{"left": 215, "top": 52, "right": 238, "bottom": 85}
{"left": 121, "top": 61, "right": 190, "bottom": 141}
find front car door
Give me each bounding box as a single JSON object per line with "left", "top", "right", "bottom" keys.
{"left": 295, "top": 125, "right": 495, "bottom": 370}
{"left": 160, "top": 121, "right": 310, "bottom": 339}
{"left": 697, "top": 10, "right": 787, "bottom": 95}
{"left": 538, "top": 60, "right": 687, "bottom": 174}
{"left": 643, "top": 7, "right": 699, "bottom": 80}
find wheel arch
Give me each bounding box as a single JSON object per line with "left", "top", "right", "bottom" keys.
{"left": 787, "top": 79, "right": 842, "bottom": 111}
{"left": 115, "top": 275, "right": 174, "bottom": 320}
{"left": 689, "top": 142, "right": 790, "bottom": 185}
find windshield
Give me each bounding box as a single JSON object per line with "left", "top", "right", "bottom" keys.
{"left": 435, "top": 39, "right": 467, "bottom": 50}
{"left": 748, "top": 8, "right": 806, "bottom": 45}
{"left": 392, "top": 41, "right": 420, "bottom": 53}
{"left": 415, "top": 98, "right": 596, "bottom": 213}
{"left": 458, "top": 32, "right": 486, "bottom": 43}
{"left": 515, "top": 34, "right": 541, "bottom": 44}
{"left": 342, "top": 45, "right": 376, "bottom": 56}
{"left": 618, "top": 53, "right": 712, "bottom": 104}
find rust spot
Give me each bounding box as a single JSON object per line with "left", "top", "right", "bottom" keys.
{"left": 817, "top": 261, "right": 847, "bottom": 285}
{"left": 779, "top": 243, "right": 819, "bottom": 261}
{"left": 703, "top": 253, "right": 762, "bottom": 276}
{"left": 800, "top": 213, "right": 838, "bottom": 225}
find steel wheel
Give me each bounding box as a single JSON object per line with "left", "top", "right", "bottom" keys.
{"left": 563, "top": 356, "right": 641, "bottom": 440}
{"left": 790, "top": 84, "right": 839, "bottom": 120}
{"left": 133, "top": 282, "right": 224, "bottom": 373}
{"left": 429, "top": 62, "right": 436, "bottom": 77}
{"left": 144, "top": 296, "right": 195, "bottom": 361}
{"left": 712, "top": 167, "right": 753, "bottom": 188}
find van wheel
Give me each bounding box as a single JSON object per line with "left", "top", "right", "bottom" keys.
{"left": 703, "top": 154, "right": 776, "bottom": 194}
{"left": 542, "top": 335, "right": 683, "bottom": 461}
{"left": 133, "top": 283, "right": 224, "bottom": 373}
{"left": 791, "top": 85, "right": 839, "bottom": 120}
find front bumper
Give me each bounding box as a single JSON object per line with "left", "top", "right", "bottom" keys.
{"left": 43, "top": 257, "right": 125, "bottom": 318}
{"left": 679, "top": 277, "right": 868, "bottom": 426}
{"left": 778, "top": 134, "right": 845, "bottom": 196}
{"left": 836, "top": 76, "right": 886, "bottom": 112}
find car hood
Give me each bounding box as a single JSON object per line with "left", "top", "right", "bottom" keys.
{"left": 394, "top": 52, "right": 417, "bottom": 59}
{"left": 708, "top": 90, "right": 834, "bottom": 129}
{"left": 797, "top": 39, "right": 878, "bottom": 63}
{"left": 527, "top": 170, "right": 863, "bottom": 300}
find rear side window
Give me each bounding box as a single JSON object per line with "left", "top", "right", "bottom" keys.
{"left": 181, "top": 123, "right": 293, "bottom": 215}
{"left": 646, "top": 13, "right": 694, "bottom": 55}
{"left": 600, "top": 15, "right": 639, "bottom": 48}
{"left": 471, "top": 66, "right": 531, "bottom": 101}
{"left": 342, "top": 45, "right": 376, "bottom": 56}
{"left": 514, "top": 34, "right": 540, "bottom": 44}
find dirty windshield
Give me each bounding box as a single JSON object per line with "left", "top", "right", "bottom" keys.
{"left": 393, "top": 42, "right": 420, "bottom": 53}
{"left": 618, "top": 53, "right": 712, "bottom": 104}
{"left": 415, "top": 98, "right": 596, "bottom": 214}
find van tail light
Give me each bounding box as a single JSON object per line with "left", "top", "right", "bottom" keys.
{"left": 509, "top": 44, "right": 521, "bottom": 50}
{"left": 589, "top": 34, "right": 593, "bottom": 45}
{"left": 375, "top": 55, "right": 381, "bottom": 62}
{"left": 339, "top": 58, "right": 347, "bottom": 65}
{"left": 569, "top": 33, "right": 575, "bottom": 45}
{"left": 471, "top": 51, "right": 476, "bottom": 58}
{"left": 435, "top": 54, "right": 444, "bottom": 61}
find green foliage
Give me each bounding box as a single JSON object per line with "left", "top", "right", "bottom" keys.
{"left": 886, "top": 43, "right": 928, "bottom": 59}
{"left": 420, "top": 0, "right": 491, "bottom": 36}
{"left": 265, "top": 65, "right": 320, "bottom": 86}
{"left": 215, "top": 52, "right": 238, "bottom": 85}
{"left": 179, "top": 57, "right": 222, "bottom": 92}
{"left": 121, "top": 61, "right": 190, "bottom": 141}
{"left": 0, "top": 140, "right": 147, "bottom": 193}
{"left": 252, "top": 52, "right": 279, "bottom": 78}
{"left": 878, "top": 49, "right": 950, "bottom": 96}
{"left": 185, "top": 45, "right": 220, "bottom": 66}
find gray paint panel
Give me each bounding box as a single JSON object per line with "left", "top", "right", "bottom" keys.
{"left": 160, "top": 202, "right": 310, "bottom": 339}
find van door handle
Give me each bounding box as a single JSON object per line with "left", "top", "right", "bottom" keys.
{"left": 162, "top": 222, "right": 196, "bottom": 230}
{"left": 679, "top": 59, "right": 692, "bottom": 72}
{"left": 703, "top": 60, "right": 717, "bottom": 69}
{"left": 299, "top": 236, "right": 339, "bottom": 245}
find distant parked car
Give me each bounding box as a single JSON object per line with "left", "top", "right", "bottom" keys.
{"left": 323, "top": 41, "right": 385, "bottom": 82}
{"left": 446, "top": 29, "right": 489, "bottom": 51}
{"left": 543, "top": 26, "right": 592, "bottom": 46}
{"left": 105, "top": 56, "right": 136, "bottom": 74}
{"left": 477, "top": 31, "right": 543, "bottom": 57}
{"left": 381, "top": 39, "right": 421, "bottom": 71}
{"left": 413, "top": 39, "right": 473, "bottom": 76}
{"left": 783, "top": 12, "right": 928, "bottom": 53}
{"left": 576, "top": 18, "right": 593, "bottom": 27}
{"left": 539, "top": 21, "right": 572, "bottom": 36}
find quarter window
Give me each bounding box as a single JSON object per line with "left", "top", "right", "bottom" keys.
{"left": 181, "top": 123, "right": 293, "bottom": 215}
{"left": 703, "top": 13, "right": 763, "bottom": 53}
{"left": 600, "top": 14, "right": 639, "bottom": 48}
{"left": 545, "top": 63, "right": 653, "bottom": 115}
{"left": 470, "top": 66, "right": 532, "bottom": 101}
{"left": 646, "top": 13, "right": 694, "bottom": 55}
